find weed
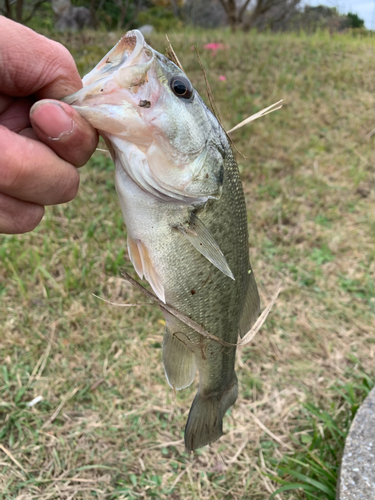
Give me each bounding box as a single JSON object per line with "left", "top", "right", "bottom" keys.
{"left": 269, "top": 375, "right": 374, "bottom": 499}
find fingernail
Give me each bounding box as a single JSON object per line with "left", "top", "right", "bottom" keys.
{"left": 31, "top": 101, "right": 74, "bottom": 140}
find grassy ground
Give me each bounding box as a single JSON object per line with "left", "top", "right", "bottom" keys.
{"left": 1, "top": 28, "right": 375, "bottom": 499}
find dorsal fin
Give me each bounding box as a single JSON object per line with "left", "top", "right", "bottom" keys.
{"left": 239, "top": 269, "right": 260, "bottom": 338}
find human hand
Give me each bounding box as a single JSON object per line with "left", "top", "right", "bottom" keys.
{"left": 0, "top": 16, "right": 98, "bottom": 234}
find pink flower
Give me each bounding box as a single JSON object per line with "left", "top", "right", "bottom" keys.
{"left": 203, "top": 43, "right": 226, "bottom": 56}
{"left": 204, "top": 43, "right": 225, "bottom": 51}
{"left": 219, "top": 75, "right": 227, "bottom": 81}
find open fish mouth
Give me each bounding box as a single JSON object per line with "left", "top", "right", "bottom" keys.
{"left": 63, "top": 30, "right": 155, "bottom": 109}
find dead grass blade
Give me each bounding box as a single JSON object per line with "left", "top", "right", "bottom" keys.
{"left": 227, "top": 100, "right": 283, "bottom": 134}
{"left": 27, "top": 322, "right": 57, "bottom": 387}
{"left": 41, "top": 387, "right": 80, "bottom": 429}
{"left": 250, "top": 412, "right": 293, "bottom": 450}
{"left": 170, "top": 461, "right": 193, "bottom": 490}
{"left": 227, "top": 436, "right": 251, "bottom": 464}
{"left": 254, "top": 463, "right": 283, "bottom": 500}
{"left": 193, "top": 46, "right": 247, "bottom": 160}
{"left": 92, "top": 293, "right": 150, "bottom": 307}
{"left": 193, "top": 47, "right": 222, "bottom": 125}
{"left": 165, "top": 35, "right": 184, "bottom": 73}
{"left": 121, "top": 271, "right": 279, "bottom": 348}
{"left": 95, "top": 148, "right": 111, "bottom": 154}
{"left": 146, "top": 439, "right": 184, "bottom": 450}
{"left": 238, "top": 283, "right": 281, "bottom": 347}
{"left": 0, "top": 444, "right": 26, "bottom": 474}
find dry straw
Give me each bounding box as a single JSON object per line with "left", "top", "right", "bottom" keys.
{"left": 119, "top": 270, "right": 281, "bottom": 348}
{"left": 227, "top": 100, "right": 283, "bottom": 134}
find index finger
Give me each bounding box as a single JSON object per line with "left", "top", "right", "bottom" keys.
{"left": 0, "top": 125, "right": 79, "bottom": 205}
{"left": 0, "top": 16, "right": 82, "bottom": 100}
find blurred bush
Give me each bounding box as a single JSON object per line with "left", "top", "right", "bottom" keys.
{"left": 183, "top": 0, "right": 226, "bottom": 29}
{"left": 136, "top": 5, "right": 183, "bottom": 32}
{"left": 3, "top": 0, "right": 370, "bottom": 35}
{"left": 347, "top": 12, "right": 365, "bottom": 29}
{"left": 270, "top": 5, "right": 367, "bottom": 33}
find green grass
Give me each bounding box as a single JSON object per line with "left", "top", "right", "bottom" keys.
{"left": 1, "top": 28, "right": 375, "bottom": 499}
{"left": 269, "top": 374, "right": 374, "bottom": 499}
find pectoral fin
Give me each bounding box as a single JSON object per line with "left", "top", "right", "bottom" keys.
{"left": 127, "top": 236, "right": 165, "bottom": 303}
{"left": 127, "top": 235, "right": 144, "bottom": 279}
{"left": 176, "top": 213, "right": 234, "bottom": 280}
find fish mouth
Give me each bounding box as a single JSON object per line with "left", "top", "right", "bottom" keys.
{"left": 63, "top": 30, "right": 155, "bottom": 108}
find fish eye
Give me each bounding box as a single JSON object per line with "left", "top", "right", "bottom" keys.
{"left": 170, "top": 76, "right": 193, "bottom": 100}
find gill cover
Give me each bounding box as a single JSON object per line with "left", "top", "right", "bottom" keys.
{"left": 63, "top": 30, "right": 225, "bottom": 204}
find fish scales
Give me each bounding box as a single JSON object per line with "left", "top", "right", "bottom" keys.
{"left": 160, "top": 148, "right": 256, "bottom": 451}
{"left": 64, "top": 29, "right": 260, "bottom": 451}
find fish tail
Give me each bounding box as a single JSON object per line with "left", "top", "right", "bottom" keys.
{"left": 184, "top": 375, "right": 238, "bottom": 452}
{"left": 163, "top": 325, "right": 197, "bottom": 390}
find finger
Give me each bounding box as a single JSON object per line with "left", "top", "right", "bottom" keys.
{"left": 0, "top": 192, "right": 44, "bottom": 234}
{"left": 0, "top": 17, "right": 82, "bottom": 99}
{"left": 0, "top": 125, "right": 80, "bottom": 205}
{"left": 30, "top": 100, "right": 98, "bottom": 167}
{"left": 19, "top": 127, "right": 38, "bottom": 140}
{"left": 0, "top": 94, "right": 33, "bottom": 132}
{"left": 0, "top": 94, "right": 14, "bottom": 114}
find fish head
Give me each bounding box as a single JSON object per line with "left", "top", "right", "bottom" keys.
{"left": 64, "top": 30, "right": 225, "bottom": 203}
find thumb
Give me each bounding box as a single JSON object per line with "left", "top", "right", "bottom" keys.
{"left": 30, "top": 99, "right": 98, "bottom": 167}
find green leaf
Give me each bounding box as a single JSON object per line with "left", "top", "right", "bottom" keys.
{"left": 278, "top": 468, "right": 335, "bottom": 495}
{"left": 270, "top": 483, "right": 316, "bottom": 498}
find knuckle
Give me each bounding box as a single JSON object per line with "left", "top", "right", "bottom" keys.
{"left": 1, "top": 204, "right": 44, "bottom": 234}
{"left": 0, "top": 153, "right": 24, "bottom": 192}
{"left": 18, "top": 206, "right": 45, "bottom": 233}
{"left": 43, "top": 43, "right": 81, "bottom": 95}
{"left": 0, "top": 131, "right": 38, "bottom": 192}
{"left": 59, "top": 169, "right": 80, "bottom": 202}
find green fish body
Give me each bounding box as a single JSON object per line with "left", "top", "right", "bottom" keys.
{"left": 64, "top": 30, "right": 260, "bottom": 451}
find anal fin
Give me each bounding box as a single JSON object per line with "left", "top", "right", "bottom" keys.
{"left": 162, "top": 312, "right": 196, "bottom": 390}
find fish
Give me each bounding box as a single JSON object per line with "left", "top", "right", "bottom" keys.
{"left": 64, "top": 30, "right": 260, "bottom": 451}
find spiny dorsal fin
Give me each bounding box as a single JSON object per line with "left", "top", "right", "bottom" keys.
{"left": 176, "top": 213, "right": 234, "bottom": 280}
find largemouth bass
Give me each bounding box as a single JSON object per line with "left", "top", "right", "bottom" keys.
{"left": 64, "top": 30, "right": 260, "bottom": 451}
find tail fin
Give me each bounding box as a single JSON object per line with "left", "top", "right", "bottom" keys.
{"left": 163, "top": 321, "right": 196, "bottom": 390}
{"left": 184, "top": 376, "right": 238, "bottom": 452}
